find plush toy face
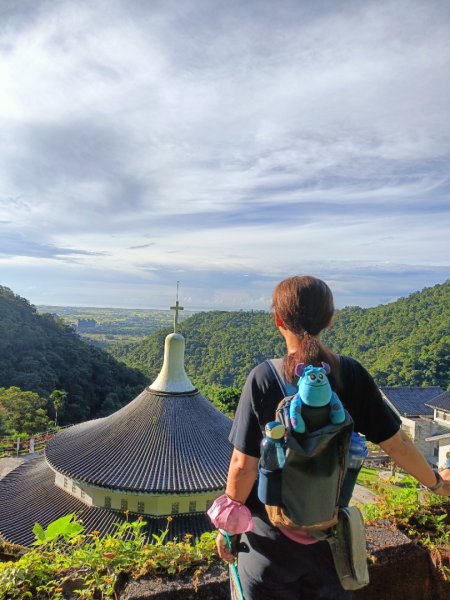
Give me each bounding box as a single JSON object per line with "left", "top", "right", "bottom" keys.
{"left": 297, "top": 365, "right": 332, "bottom": 407}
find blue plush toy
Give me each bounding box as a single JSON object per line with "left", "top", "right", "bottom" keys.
{"left": 289, "top": 362, "right": 345, "bottom": 433}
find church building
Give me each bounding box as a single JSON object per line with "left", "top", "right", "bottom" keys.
{"left": 0, "top": 303, "right": 233, "bottom": 546}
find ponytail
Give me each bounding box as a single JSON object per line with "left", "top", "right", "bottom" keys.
{"left": 282, "top": 335, "right": 340, "bottom": 389}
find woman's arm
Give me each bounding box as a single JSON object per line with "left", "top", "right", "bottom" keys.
{"left": 225, "top": 448, "right": 259, "bottom": 502}
{"left": 379, "top": 429, "right": 450, "bottom": 496}
{"left": 215, "top": 449, "right": 259, "bottom": 562}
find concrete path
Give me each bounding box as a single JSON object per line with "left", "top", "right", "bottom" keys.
{"left": 351, "top": 483, "right": 378, "bottom": 505}
{"left": 0, "top": 457, "right": 24, "bottom": 480}
{"left": 0, "top": 453, "right": 38, "bottom": 480}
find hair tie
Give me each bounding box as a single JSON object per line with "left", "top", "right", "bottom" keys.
{"left": 296, "top": 330, "right": 310, "bottom": 339}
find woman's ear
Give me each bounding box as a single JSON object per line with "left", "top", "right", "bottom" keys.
{"left": 274, "top": 310, "right": 285, "bottom": 328}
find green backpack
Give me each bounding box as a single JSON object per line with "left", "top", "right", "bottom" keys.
{"left": 262, "top": 358, "right": 354, "bottom": 531}
{"left": 264, "top": 359, "right": 370, "bottom": 591}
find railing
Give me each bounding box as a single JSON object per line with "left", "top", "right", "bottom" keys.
{"left": 0, "top": 425, "right": 73, "bottom": 459}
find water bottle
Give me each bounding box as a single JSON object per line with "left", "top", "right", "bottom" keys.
{"left": 339, "top": 432, "right": 368, "bottom": 507}
{"left": 258, "top": 421, "right": 286, "bottom": 505}
{"left": 260, "top": 421, "right": 286, "bottom": 470}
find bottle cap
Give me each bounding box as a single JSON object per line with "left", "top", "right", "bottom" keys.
{"left": 265, "top": 421, "right": 285, "bottom": 440}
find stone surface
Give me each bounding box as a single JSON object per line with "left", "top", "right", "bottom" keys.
{"left": 119, "top": 565, "right": 229, "bottom": 600}
{"left": 119, "top": 526, "right": 450, "bottom": 600}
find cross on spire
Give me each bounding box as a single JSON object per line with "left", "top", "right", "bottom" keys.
{"left": 170, "top": 281, "right": 184, "bottom": 332}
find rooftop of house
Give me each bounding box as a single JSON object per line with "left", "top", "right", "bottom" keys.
{"left": 0, "top": 327, "right": 232, "bottom": 547}
{"left": 45, "top": 387, "right": 233, "bottom": 494}
{"left": 425, "top": 389, "right": 450, "bottom": 412}
{"left": 45, "top": 331, "right": 233, "bottom": 494}
{"left": 380, "top": 386, "right": 444, "bottom": 418}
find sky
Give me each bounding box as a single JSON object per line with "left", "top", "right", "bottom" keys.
{"left": 0, "top": 0, "right": 449, "bottom": 311}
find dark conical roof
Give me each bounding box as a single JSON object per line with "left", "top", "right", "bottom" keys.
{"left": 0, "top": 457, "right": 214, "bottom": 546}
{"left": 45, "top": 387, "right": 233, "bottom": 493}
{"left": 0, "top": 330, "right": 234, "bottom": 547}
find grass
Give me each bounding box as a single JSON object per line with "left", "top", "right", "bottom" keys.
{"left": 0, "top": 515, "right": 218, "bottom": 599}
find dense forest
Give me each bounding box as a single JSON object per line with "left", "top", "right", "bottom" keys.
{"left": 1, "top": 281, "right": 448, "bottom": 435}
{"left": 112, "top": 280, "right": 450, "bottom": 391}
{"left": 324, "top": 281, "right": 449, "bottom": 388}
{"left": 112, "top": 311, "right": 284, "bottom": 390}
{"left": 0, "top": 286, "right": 146, "bottom": 433}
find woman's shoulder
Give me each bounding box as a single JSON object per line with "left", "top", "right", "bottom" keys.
{"left": 246, "top": 359, "right": 280, "bottom": 385}
{"left": 337, "top": 355, "right": 378, "bottom": 399}
{"left": 339, "top": 354, "right": 371, "bottom": 378}
{"left": 241, "top": 359, "right": 285, "bottom": 416}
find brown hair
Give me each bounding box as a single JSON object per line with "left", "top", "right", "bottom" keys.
{"left": 272, "top": 275, "right": 340, "bottom": 386}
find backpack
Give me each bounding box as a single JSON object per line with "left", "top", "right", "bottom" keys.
{"left": 259, "top": 358, "right": 354, "bottom": 532}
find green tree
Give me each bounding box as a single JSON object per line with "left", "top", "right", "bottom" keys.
{"left": 49, "top": 389, "right": 67, "bottom": 427}
{"left": 200, "top": 385, "right": 241, "bottom": 416}
{"left": 0, "top": 406, "right": 7, "bottom": 436}
{"left": 0, "top": 386, "right": 53, "bottom": 435}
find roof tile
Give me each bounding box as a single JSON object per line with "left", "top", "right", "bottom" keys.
{"left": 380, "top": 386, "right": 444, "bottom": 417}
{"left": 0, "top": 457, "right": 215, "bottom": 546}
{"left": 45, "top": 389, "right": 233, "bottom": 493}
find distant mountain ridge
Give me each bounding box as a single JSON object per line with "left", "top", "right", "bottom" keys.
{"left": 111, "top": 280, "right": 450, "bottom": 390}
{"left": 0, "top": 286, "right": 147, "bottom": 424}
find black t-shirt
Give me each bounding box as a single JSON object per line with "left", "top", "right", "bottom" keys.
{"left": 230, "top": 356, "right": 401, "bottom": 458}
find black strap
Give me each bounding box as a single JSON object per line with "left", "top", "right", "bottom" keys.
{"left": 265, "top": 358, "right": 298, "bottom": 396}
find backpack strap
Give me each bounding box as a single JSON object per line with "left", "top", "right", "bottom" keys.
{"left": 266, "top": 358, "right": 298, "bottom": 396}
{"left": 269, "top": 356, "right": 348, "bottom": 396}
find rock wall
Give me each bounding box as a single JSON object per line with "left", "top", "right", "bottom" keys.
{"left": 119, "top": 526, "right": 449, "bottom": 600}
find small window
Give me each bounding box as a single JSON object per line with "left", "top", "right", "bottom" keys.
{"left": 433, "top": 446, "right": 439, "bottom": 457}
{"left": 104, "top": 496, "right": 111, "bottom": 509}
{"left": 80, "top": 490, "right": 85, "bottom": 499}
{"left": 72, "top": 482, "right": 77, "bottom": 493}
{"left": 189, "top": 501, "right": 196, "bottom": 513}
{"left": 137, "top": 501, "right": 145, "bottom": 513}
{"left": 171, "top": 502, "right": 179, "bottom": 514}
{"left": 121, "top": 499, "right": 128, "bottom": 511}
{"left": 206, "top": 499, "right": 213, "bottom": 510}
{"left": 63, "top": 477, "right": 68, "bottom": 489}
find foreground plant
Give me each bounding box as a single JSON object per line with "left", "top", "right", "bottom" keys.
{"left": 361, "top": 473, "right": 450, "bottom": 578}
{"left": 0, "top": 514, "right": 218, "bottom": 599}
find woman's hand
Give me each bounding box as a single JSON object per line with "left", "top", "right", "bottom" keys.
{"left": 215, "top": 531, "right": 237, "bottom": 563}
{"left": 436, "top": 468, "right": 450, "bottom": 497}
{"left": 380, "top": 431, "right": 450, "bottom": 495}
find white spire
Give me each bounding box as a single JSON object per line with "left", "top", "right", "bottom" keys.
{"left": 150, "top": 333, "right": 196, "bottom": 393}
{"left": 150, "top": 284, "right": 195, "bottom": 393}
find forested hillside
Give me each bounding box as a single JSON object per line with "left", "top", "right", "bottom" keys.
{"left": 1, "top": 280, "right": 447, "bottom": 433}
{"left": 112, "top": 311, "right": 285, "bottom": 389}
{"left": 0, "top": 286, "right": 146, "bottom": 426}
{"left": 324, "top": 280, "right": 450, "bottom": 388}
{"left": 112, "top": 281, "right": 450, "bottom": 391}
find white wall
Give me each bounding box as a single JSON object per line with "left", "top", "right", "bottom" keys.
{"left": 54, "top": 471, "right": 222, "bottom": 515}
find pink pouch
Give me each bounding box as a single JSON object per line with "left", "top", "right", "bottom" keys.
{"left": 207, "top": 495, "right": 254, "bottom": 534}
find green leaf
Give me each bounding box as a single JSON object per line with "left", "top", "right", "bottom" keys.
{"left": 32, "top": 522, "right": 45, "bottom": 542}
{"left": 45, "top": 513, "right": 76, "bottom": 541}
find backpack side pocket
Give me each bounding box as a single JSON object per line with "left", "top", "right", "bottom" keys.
{"left": 258, "top": 466, "right": 283, "bottom": 506}
{"left": 327, "top": 506, "right": 369, "bottom": 591}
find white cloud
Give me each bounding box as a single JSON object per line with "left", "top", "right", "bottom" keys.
{"left": 0, "top": 0, "right": 449, "bottom": 308}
